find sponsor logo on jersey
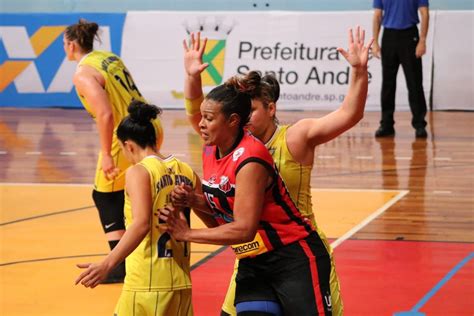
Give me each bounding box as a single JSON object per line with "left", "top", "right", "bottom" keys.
{"left": 218, "top": 175, "right": 231, "bottom": 193}
{"left": 231, "top": 232, "right": 269, "bottom": 259}
{"left": 231, "top": 241, "right": 260, "bottom": 255}
{"left": 208, "top": 174, "right": 217, "bottom": 185}
{"left": 233, "top": 147, "right": 244, "bottom": 161}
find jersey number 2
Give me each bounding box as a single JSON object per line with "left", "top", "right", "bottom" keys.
{"left": 157, "top": 207, "right": 190, "bottom": 258}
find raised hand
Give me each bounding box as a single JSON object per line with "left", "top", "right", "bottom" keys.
{"left": 337, "top": 26, "right": 374, "bottom": 69}
{"left": 183, "top": 32, "right": 209, "bottom": 77}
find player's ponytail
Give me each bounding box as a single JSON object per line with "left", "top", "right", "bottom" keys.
{"left": 117, "top": 100, "right": 163, "bottom": 148}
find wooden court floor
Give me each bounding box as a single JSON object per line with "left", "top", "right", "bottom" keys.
{"left": 0, "top": 108, "right": 473, "bottom": 315}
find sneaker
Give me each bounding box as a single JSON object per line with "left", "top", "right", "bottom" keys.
{"left": 375, "top": 126, "right": 395, "bottom": 137}
{"left": 415, "top": 127, "right": 428, "bottom": 138}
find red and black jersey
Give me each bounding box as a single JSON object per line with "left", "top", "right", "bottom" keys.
{"left": 201, "top": 131, "right": 314, "bottom": 255}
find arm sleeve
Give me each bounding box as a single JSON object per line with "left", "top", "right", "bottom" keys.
{"left": 185, "top": 94, "right": 204, "bottom": 116}
{"left": 418, "top": 0, "right": 429, "bottom": 8}
{"left": 373, "top": 0, "right": 383, "bottom": 9}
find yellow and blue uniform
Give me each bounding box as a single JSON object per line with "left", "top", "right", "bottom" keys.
{"left": 222, "top": 125, "right": 343, "bottom": 315}
{"left": 114, "top": 155, "right": 195, "bottom": 316}
{"left": 77, "top": 51, "right": 163, "bottom": 193}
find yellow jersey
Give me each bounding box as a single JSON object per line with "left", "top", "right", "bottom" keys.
{"left": 123, "top": 155, "right": 196, "bottom": 291}
{"left": 77, "top": 51, "right": 163, "bottom": 192}
{"left": 266, "top": 125, "right": 315, "bottom": 226}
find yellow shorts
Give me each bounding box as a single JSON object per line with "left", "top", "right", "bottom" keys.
{"left": 94, "top": 118, "right": 163, "bottom": 192}
{"left": 221, "top": 230, "right": 344, "bottom": 316}
{"left": 114, "top": 289, "right": 193, "bottom": 316}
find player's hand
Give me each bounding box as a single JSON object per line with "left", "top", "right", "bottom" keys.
{"left": 337, "top": 26, "right": 375, "bottom": 68}
{"left": 101, "top": 153, "right": 120, "bottom": 180}
{"left": 372, "top": 41, "right": 381, "bottom": 59}
{"left": 415, "top": 40, "right": 426, "bottom": 58}
{"left": 171, "top": 182, "right": 195, "bottom": 208}
{"left": 159, "top": 205, "right": 190, "bottom": 242}
{"left": 183, "top": 32, "right": 209, "bottom": 77}
{"left": 75, "top": 262, "right": 110, "bottom": 288}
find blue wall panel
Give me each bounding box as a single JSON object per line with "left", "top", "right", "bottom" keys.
{"left": 0, "top": 13, "right": 125, "bottom": 108}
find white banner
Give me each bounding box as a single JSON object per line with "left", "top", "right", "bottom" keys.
{"left": 432, "top": 11, "right": 474, "bottom": 110}
{"left": 122, "top": 11, "right": 434, "bottom": 111}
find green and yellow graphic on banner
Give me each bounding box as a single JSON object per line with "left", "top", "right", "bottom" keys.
{"left": 202, "top": 39, "right": 226, "bottom": 86}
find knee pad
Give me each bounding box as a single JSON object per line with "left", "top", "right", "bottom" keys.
{"left": 236, "top": 301, "right": 282, "bottom": 316}
{"left": 92, "top": 190, "right": 125, "bottom": 233}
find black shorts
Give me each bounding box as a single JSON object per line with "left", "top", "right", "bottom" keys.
{"left": 235, "top": 231, "right": 333, "bottom": 316}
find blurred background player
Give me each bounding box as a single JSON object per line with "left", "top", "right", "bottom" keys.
{"left": 372, "top": 0, "right": 430, "bottom": 138}
{"left": 75, "top": 101, "right": 195, "bottom": 316}
{"left": 63, "top": 19, "right": 164, "bottom": 283}
{"left": 182, "top": 27, "right": 372, "bottom": 315}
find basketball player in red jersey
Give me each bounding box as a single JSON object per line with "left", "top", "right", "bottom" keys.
{"left": 160, "top": 73, "right": 334, "bottom": 315}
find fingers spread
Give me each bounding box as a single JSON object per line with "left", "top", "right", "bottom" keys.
{"left": 348, "top": 28, "right": 354, "bottom": 45}
{"left": 190, "top": 32, "right": 195, "bottom": 50}
{"left": 361, "top": 29, "right": 366, "bottom": 45}
{"left": 195, "top": 32, "right": 201, "bottom": 51}
{"left": 183, "top": 39, "right": 189, "bottom": 52}
{"left": 337, "top": 47, "right": 348, "bottom": 59}
{"left": 199, "top": 38, "right": 208, "bottom": 55}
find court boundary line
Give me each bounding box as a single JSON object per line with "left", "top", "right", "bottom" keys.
{"left": 0, "top": 250, "right": 224, "bottom": 267}
{"left": 411, "top": 252, "right": 474, "bottom": 312}
{"left": 0, "top": 205, "right": 95, "bottom": 226}
{"left": 191, "top": 246, "right": 228, "bottom": 271}
{"left": 394, "top": 252, "right": 474, "bottom": 315}
{"left": 0, "top": 253, "right": 108, "bottom": 267}
{"left": 330, "top": 190, "right": 409, "bottom": 249}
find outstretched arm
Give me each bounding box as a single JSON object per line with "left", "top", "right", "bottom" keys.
{"left": 286, "top": 26, "right": 373, "bottom": 165}
{"left": 183, "top": 32, "right": 208, "bottom": 134}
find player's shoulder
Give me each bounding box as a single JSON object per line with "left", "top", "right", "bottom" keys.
{"left": 237, "top": 132, "right": 272, "bottom": 161}
{"left": 163, "top": 156, "right": 193, "bottom": 174}
{"left": 126, "top": 163, "right": 152, "bottom": 185}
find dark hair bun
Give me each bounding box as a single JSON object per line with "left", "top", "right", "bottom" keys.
{"left": 128, "top": 100, "right": 159, "bottom": 124}
{"left": 78, "top": 19, "right": 99, "bottom": 35}
{"left": 65, "top": 19, "right": 99, "bottom": 52}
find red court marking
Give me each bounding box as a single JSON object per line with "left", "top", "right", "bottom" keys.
{"left": 191, "top": 248, "right": 235, "bottom": 315}
{"left": 336, "top": 240, "right": 474, "bottom": 315}
{"left": 419, "top": 256, "right": 474, "bottom": 315}
{"left": 191, "top": 240, "right": 474, "bottom": 316}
